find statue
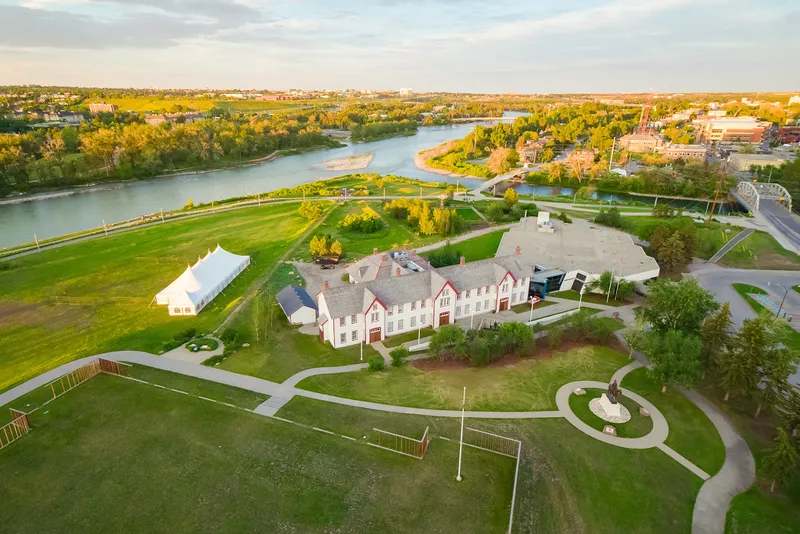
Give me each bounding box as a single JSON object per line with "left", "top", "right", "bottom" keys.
{"left": 606, "top": 379, "right": 623, "bottom": 404}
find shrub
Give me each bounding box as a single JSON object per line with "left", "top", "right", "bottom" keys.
{"left": 219, "top": 328, "right": 239, "bottom": 345}
{"left": 160, "top": 327, "right": 197, "bottom": 352}
{"left": 545, "top": 324, "right": 563, "bottom": 349}
{"left": 390, "top": 347, "right": 409, "bottom": 367}
{"left": 341, "top": 272, "right": 350, "bottom": 282}
{"left": 203, "top": 354, "right": 226, "bottom": 366}
{"left": 367, "top": 355, "right": 386, "bottom": 371}
{"left": 0, "top": 261, "right": 15, "bottom": 271}
{"left": 595, "top": 207, "right": 623, "bottom": 229}
{"left": 557, "top": 212, "right": 572, "bottom": 223}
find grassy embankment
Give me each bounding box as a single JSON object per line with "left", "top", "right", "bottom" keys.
{"left": 0, "top": 202, "right": 316, "bottom": 393}
{"left": 731, "top": 283, "right": 800, "bottom": 350}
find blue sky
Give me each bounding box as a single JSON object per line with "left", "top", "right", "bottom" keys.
{"left": 0, "top": 0, "right": 798, "bottom": 92}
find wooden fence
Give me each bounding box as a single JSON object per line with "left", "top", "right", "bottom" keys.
{"left": 369, "top": 426, "right": 430, "bottom": 460}
{"left": 0, "top": 410, "right": 31, "bottom": 450}
{"left": 45, "top": 358, "right": 130, "bottom": 401}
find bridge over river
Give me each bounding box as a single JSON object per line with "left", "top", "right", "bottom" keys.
{"left": 732, "top": 181, "right": 799, "bottom": 252}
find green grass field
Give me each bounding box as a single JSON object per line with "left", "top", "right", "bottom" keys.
{"left": 423, "top": 228, "right": 508, "bottom": 263}
{"left": 280, "top": 396, "right": 703, "bottom": 533}
{"left": 294, "top": 201, "right": 456, "bottom": 261}
{"left": 298, "top": 346, "right": 630, "bottom": 411}
{"left": 726, "top": 487, "right": 800, "bottom": 534}
{"left": 568, "top": 388, "right": 654, "bottom": 438}
{"left": 381, "top": 327, "right": 434, "bottom": 348}
{"left": 0, "top": 374, "right": 514, "bottom": 533}
{"left": 622, "top": 368, "right": 725, "bottom": 476}
{"left": 0, "top": 202, "right": 312, "bottom": 393}
{"left": 550, "top": 289, "right": 631, "bottom": 307}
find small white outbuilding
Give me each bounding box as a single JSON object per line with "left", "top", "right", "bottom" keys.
{"left": 276, "top": 285, "right": 318, "bottom": 325}
{"left": 155, "top": 244, "right": 250, "bottom": 316}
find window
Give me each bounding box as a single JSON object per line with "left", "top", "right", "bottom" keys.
{"left": 456, "top": 306, "right": 461, "bottom": 316}
{"left": 443, "top": 288, "right": 449, "bottom": 296}
{"left": 410, "top": 316, "right": 416, "bottom": 327}
{"left": 411, "top": 302, "right": 417, "bottom": 311}
{"left": 351, "top": 314, "right": 357, "bottom": 324}
{"left": 372, "top": 304, "right": 378, "bottom": 311}
{"left": 371, "top": 312, "right": 379, "bottom": 323}
{"left": 485, "top": 299, "right": 490, "bottom": 309}
{"left": 421, "top": 300, "right": 426, "bottom": 308}
{"left": 457, "top": 293, "right": 462, "bottom": 300}
{"left": 173, "top": 307, "right": 181, "bottom": 314}
{"left": 388, "top": 322, "right": 394, "bottom": 333}
{"left": 184, "top": 307, "right": 191, "bottom": 313}
{"left": 440, "top": 297, "right": 450, "bottom": 307}
{"left": 388, "top": 307, "right": 393, "bottom": 316}
{"left": 339, "top": 317, "right": 346, "bottom": 327}
{"left": 477, "top": 287, "right": 482, "bottom": 296}
{"left": 466, "top": 289, "right": 471, "bottom": 298}
{"left": 398, "top": 304, "right": 403, "bottom": 313}
{"left": 340, "top": 333, "right": 346, "bottom": 344}
{"left": 484, "top": 286, "right": 489, "bottom": 294}
{"left": 512, "top": 280, "right": 517, "bottom": 288}
{"left": 520, "top": 291, "right": 526, "bottom": 302}
{"left": 398, "top": 319, "right": 404, "bottom": 330}
{"left": 476, "top": 301, "right": 482, "bottom": 312}
{"left": 421, "top": 315, "right": 426, "bottom": 324}
{"left": 352, "top": 330, "right": 358, "bottom": 341}
{"left": 511, "top": 293, "right": 516, "bottom": 303}
{"left": 502, "top": 283, "right": 508, "bottom": 292}
{"left": 465, "top": 304, "right": 470, "bottom": 314}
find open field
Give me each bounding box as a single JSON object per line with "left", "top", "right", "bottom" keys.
{"left": 622, "top": 368, "right": 725, "bottom": 476}
{"left": 0, "top": 375, "right": 514, "bottom": 533}
{"left": 298, "top": 345, "right": 630, "bottom": 411}
{"left": 280, "top": 396, "right": 703, "bottom": 533}
{"left": 422, "top": 228, "right": 508, "bottom": 263}
{"left": 726, "top": 487, "right": 800, "bottom": 534}
{"left": 550, "top": 289, "right": 631, "bottom": 307}
{"left": 0, "top": 202, "right": 313, "bottom": 393}
{"left": 293, "top": 201, "right": 461, "bottom": 262}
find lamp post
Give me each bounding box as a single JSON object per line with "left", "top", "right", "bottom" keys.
{"left": 606, "top": 261, "right": 616, "bottom": 303}
{"left": 360, "top": 326, "right": 364, "bottom": 361}
{"left": 456, "top": 386, "right": 466, "bottom": 482}
{"left": 775, "top": 284, "right": 790, "bottom": 319}
{"left": 579, "top": 286, "right": 585, "bottom": 310}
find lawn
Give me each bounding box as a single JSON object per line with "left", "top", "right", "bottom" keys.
{"left": 726, "top": 487, "right": 800, "bottom": 534}
{"left": 382, "top": 327, "right": 434, "bottom": 348}
{"left": 0, "top": 202, "right": 312, "bottom": 393}
{"left": 568, "top": 388, "right": 654, "bottom": 438}
{"left": 298, "top": 345, "right": 631, "bottom": 411}
{"left": 732, "top": 283, "right": 800, "bottom": 350}
{"left": 294, "top": 201, "right": 456, "bottom": 261}
{"left": 280, "top": 397, "right": 702, "bottom": 533}
{"left": 0, "top": 374, "right": 514, "bottom": 533}
{"left": 423, "top": 228, "right": 508, "bottom": 263}
{"left": 455, "top": 207, "right": 483, "bottom": 221}
{"left": 622, "top": 368, "right": 725, "bottom": 476}
{"left": 550, "top": 289, "right": 631, "bottom": 307}
{"left": 511, "top": 299, "right": 556, "bottom": 314}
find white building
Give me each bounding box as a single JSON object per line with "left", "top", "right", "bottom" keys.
{"left": 316, "top": 253, "right": 531, "bottom": 348}
{"left": 155, "top": 245, "right": 250, "bottom": 316}
{"left": 276, "top": 286, "right": 317, "bottom": 325}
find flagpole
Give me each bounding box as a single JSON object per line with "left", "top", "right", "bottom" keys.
{"left": 456, "top": 386, "right": 466, "bottom": 482}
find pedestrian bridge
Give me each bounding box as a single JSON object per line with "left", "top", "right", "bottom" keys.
{"left": 735, "top": 181, "right": 792, "bottom": 212}
{"left": 469, "top": 170, "right": 528, "bottom": 196}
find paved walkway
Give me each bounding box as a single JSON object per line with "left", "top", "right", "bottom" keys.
{"left": 708, "top": 228, "right": 755, "bottom": 263}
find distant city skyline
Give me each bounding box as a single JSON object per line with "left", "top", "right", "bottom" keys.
{"left": 1, "top": 0, "right": 798, "bottom": 93}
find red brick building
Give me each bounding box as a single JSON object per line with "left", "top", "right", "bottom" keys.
{"left": 777, "top": 127, "right": 800, "bottom": 144}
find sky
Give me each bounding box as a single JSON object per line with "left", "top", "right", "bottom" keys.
{"left": 0, "top": 0, "right": 798, "bottom": 93}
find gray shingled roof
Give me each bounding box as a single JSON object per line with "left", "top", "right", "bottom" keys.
{"left": 364, "top": 271, "right": 432, "bottom": 307}
{"left": 437, "top": 255, "right": 526, "bottom": 291}
{"left": 276, "top": 286, "right": 317, "bottom": 316}
{"left": 321, "top": 283, "right": 365, "bottom": 317}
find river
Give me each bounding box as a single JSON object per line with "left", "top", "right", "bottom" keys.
{"left": 0, "top": 111, "right": 735, "bottom": 248}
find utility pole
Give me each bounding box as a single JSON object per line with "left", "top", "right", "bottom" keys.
{"left": 456, "top": 387, "right": 466, "bottom": 482}
{"left": 608, "top": 137, "right": 616, "bottom": 170}
{"left": 102, "top": 219, "right": 108, "bottom": 236}
{"left": 34, "top": 234, "right": 40, "bottom": 251}
{"left": 706, "top": 176, "right": 724, "bottom": 228}
{"left": 160, "top": 208, "right": 165, "bottom": 223}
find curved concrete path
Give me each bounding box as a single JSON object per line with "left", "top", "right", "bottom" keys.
{"left": 683, "top": 390, "right": 756, "bottom": 534}
{"left": 163, "top": 337, "right": 224, "bottom": 365}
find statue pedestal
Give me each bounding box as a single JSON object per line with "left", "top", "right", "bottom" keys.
{"left": 599, "top": 394, "right": 621, "bottom": 418}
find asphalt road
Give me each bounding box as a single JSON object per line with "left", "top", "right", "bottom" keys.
{"left": 759, "top": 199, "right": 800, "bottom": 251}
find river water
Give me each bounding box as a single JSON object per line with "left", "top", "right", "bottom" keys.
{"left": 0, "top": 111, "right": 733, "bottom": 249}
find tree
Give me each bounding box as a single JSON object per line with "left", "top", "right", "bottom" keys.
{"left": 504, "top": 188, "right": 519, "bottom": 207}
{"left": 657, "top": 233, "right": 688, "bottom": 273}
{"left": 298, "top": 201, "right": 323, "bottom": 220}
{"left": 623, "top": 317, "right": 648, "bottom": 359}
{"left": 755, "top": 347, "right": 795, "bottom": 417}
{"left": 643, "top": 279, "right": 719, "bottom": 335}
{"left": 429, "top": 324, "right": 465, "bottom": 360}
{"left": 643, "top": 330, "right": 701, "bottom": 392}
{"left": 594, "top": 207, "right": 623, "bottom": 229}
{"left": 488, "top": 147, "right": 516, "bottom": 174}
{"left": 498, "top": 322, "right": 534, "bottom": 356}
{"left": 780, "top": 390, "right": 800, "bottom": 438}
{"left": 547, "top": 161, "right": 567, "bottom": 181}
{"left": 309, "top": 235, "right": 329, "bottom": 258}
{"left": 588, "top": 270, "right": 614, "bottom": 296}
{"left": 42, "top": 134, "right": 66, "bottom": 177}
{"left": 719, "top": 316, "right": 770, "bottom": 401}
{"left": 80, "top": 127, "right": 118, "bottom": 175}
{"left": 700, "top": 302, "right": 733, "bottom": 374}
{"left": 329, "top": 240, "right": 343, "bottom": 257}
{"left": 762, "top": 428, "right": 798, "bottom": 493}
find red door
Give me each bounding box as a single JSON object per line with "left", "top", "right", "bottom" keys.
{"left": 439, "top": 312, "right": 450, "bottom": 326}
{"left": 319, "top": 326, "right": 324, "bottom": 341}
{"left": 369, "top": 328, "right": 382, "bottom": 343}
{"left": 499, "top": 298, "right": 509, "bottom": 311}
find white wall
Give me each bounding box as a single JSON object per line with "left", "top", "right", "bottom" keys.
{"left": 385, "top": 298, "right": 432, "bottom": 336}
{"left": 289, "top": 307, "right": 317, "bottom": 325}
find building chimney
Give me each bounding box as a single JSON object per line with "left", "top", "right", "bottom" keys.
{"left": 411, "top": 249, "right": 417, "bottom": 255}
{"left": 459, "top": 256, "right": 465, "bottom": 265}
{"left": 515, "top": 246, "right": 521, "bottom": 255}
{"left": 403, "top": 243, "right": 409, "bottom": 250}
{"left": 395, "top": 268, "right": 401, "bottom": 277}
{"left": 323, "top": 280, "right": 329, "bottom": 290}
{"left": 373, "top": 247, "right": 379, "bottom": 255}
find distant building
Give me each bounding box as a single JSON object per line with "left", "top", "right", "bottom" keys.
{"left": 145, "top": 112, "right": 205, "bottom": 127}
{"left": 777, "top": 127, "right": 800, "bottom": 144}
{"left": 518, "top": 139, "right": 547, "bottom": 166}
{"left": 618, "top": 133, "right": 664, "bottom": 153}
{"left": 399, "top": 88, "right": 413, "bottom": 96}
{"left": 43, "top": 111, "right": 83, "bottom": 124}
{"left": 89, "top": 102, "right": 118, "bottom": 114}
{"left": 727, "top": 153, "right": 788, "bottom": 172}
{"left": 789, "top": 96, "right": 800, "bottom": 106}
{"left": 664, "top": 144, "right": 707, "bottom": 161}
{"left": 568, "top": 149, "right": 597, "bottom": 169}
{"left": 145, "top": 114, "right": 168, "bottom": 127}
{"left": 695, "top": 117, "right": 771, "bottom": 144}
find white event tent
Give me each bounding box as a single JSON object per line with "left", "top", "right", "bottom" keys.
{"left": 155, "top": 244, "right": 250, "bottom": 316}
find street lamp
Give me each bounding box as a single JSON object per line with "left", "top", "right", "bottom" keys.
{"left": 775, "top": 284, "right": 790, "bottom": 319}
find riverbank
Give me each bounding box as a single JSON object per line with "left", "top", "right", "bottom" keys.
{"left": 414, "top": 143, "right": 473, "bottom": 178}
{"left": 0, "top": 142, "right": 345, "bottom": 203}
